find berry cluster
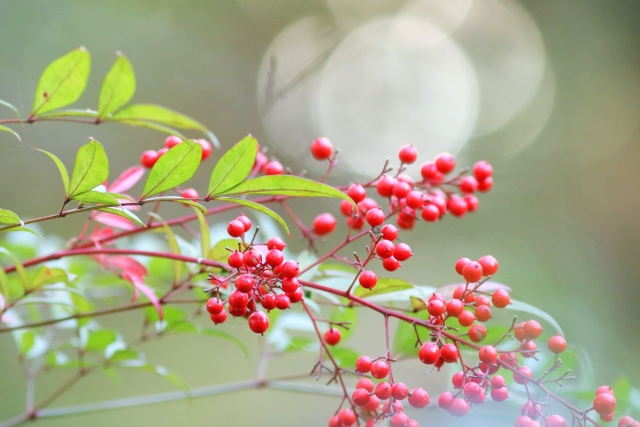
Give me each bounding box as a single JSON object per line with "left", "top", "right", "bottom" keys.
{"left": 140, "top": 135, "right": 212, "bottom": 168}
{"left": 205, "top": 214, "right": 304, "bottom": 334}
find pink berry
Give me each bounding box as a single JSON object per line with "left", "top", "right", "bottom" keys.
{"left": 180, "top": 188, "right": 199, "bottom": 202}
{"left": 264, "top": 160, "right": 284, "bottom": 175}
{"left": 195, "top": 139, "right": 212, "bottom": 160}
{"left": 408, "top": 388, "right": 430, "bottom": 408}
{"left": 164, "top": 135, "right": 182, "bottom": 148}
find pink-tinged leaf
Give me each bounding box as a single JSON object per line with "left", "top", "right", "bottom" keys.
{"left": 93, "top": 212, "right": 135, "bottom": 230}
{"left": 89, "top": 226, "right": 115, "bottom": 243}
{"left": 108, "top": 256, "right": 147, "bottom": 278}
{"left": 122, "top": 272, "right": 162, "bottom": 320}
{"left": 109, "top": 166, "right": 145, "bottom": 193}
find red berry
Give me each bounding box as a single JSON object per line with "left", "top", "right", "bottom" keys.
{"left": 398, "top": 145, "right": 418, "bottom": 164}
{"left": 475, "top": 304, "right": 492, "bottom": 322}
{"left": 449, "top": 398, "right": 470, "bottom": 417}
{"left": 473, "top": 161, "right": 493, "bottom": 181}
{"left": 243, "top": 250, "right": 261, "bottom": 267}
{"left": 618, "top": 416, "right": 635, "bottom": 427}
{"left": 260, "top": 294, "right": 276, "bottom": 311}
{"left": 405, "top": 190, "right": 423, "bottom": 209}
{"left": 313, "top": 213, "right": 337, "bottom": 236}
{"left": 286, "top": 287, "right": 304, "bottom": 303}
{"left": 475, "top": 295, "right": 491, "bottom": 307}
{"left": 515, "top": 416, "right": 533, "bottom": 427}
{"left": 455, "top": 257, "right": 471, "bottom": 275}
{"left": 447, "top": 195, "right": 468, "bottom": 217}
{"left": 514, "top": 366, "right": 532, "bottom": 384}
{"left": 596, "top": 385, "right": 614, "bottom": 396}
{"left": 275, "top": 294, "right": 290, "bottom": 310}
{"left": 545, "top": 335, "right": 567, "bottom": 355}
{"left": 365, "top": 207, "right": 385, "bottom": 227}
{"left": 393, "top": 243, "right": 412, "bottom": 261}
{"left": 500, "top": 351, "right": 518, "bottom": 368}
{"left": 310, "top": 137, "right": 333, "bottom": 160}
{"left": 392, "top": 382, "right": 409, "bottom": 400}
{"left": 267, "top": 237, "right": 286, "bottom": 250}
{"left": 206, "top": 297, "right": 224, "bottom": 315}
{"left": 355, "top": 355, "right": 372, "bottom": 373}
{"left": 545, "top": 415, "right": 567, "bottom": 427}
{"left": 453, "top": 285, "right": 475, "bottom": 302}
{"left": 382, "top": 257, "right": 401, "bottom": 271}
{"left": 195, "top": 139, "right": 212, "bottom": 160}
{"left": 435, "top": 153, "right": 455, "bottom": 174}
{"left": 440, "top": 343, "right": 459, "bottom": 363}
{"left": 593, "top": 393, "right": 616, "bottom": 415}
{"left": 338, "top": 409, "right": 356, "bottom": 426}
{"left": 265, "top": 249, "right": 284, "bottom": 267}
{"left": 228, "top": 289, "right": 248, "bottom": 308}
{"left": 376, "top": 239, "right": 395, "bottom": 258}
{"left": 408, "top": 388, "right": 430, "bottom": 408}
{"left": 363, "top": 395, "right": 380, "bottom": 412}
{"left": 180, "top": 188, "right": 199, "bottom": 202}
{"left": 339, "top": 200, "right": 354, "bottom": 217}
{"left": 428, "top": 299, "right": 445, "bottom": 317}
{"left": 391, "top": 412, "right": 410, "bottom": 427}
{"left": 227, "top": 220, "right": 245, "bottom": 237}
{"left": 352, "top": 388, "right": 370, "bottom": 406}
{"left": 420, "top": 162, "right": 443, "bottom": 181}
{"left": 164, "top": 135, "right": 182, "bottom": 148}
{"left": 264, "top": 161, "right": 284, "bottom": 175}
{"left": 451, "top": 371, "right": 465, "bottom": 388}
{"left": 235, "top": 274, "right": 255, "bottom": 293}
{"left": 478, "top": 176, "right": 493, "bottom": 192}
{"left": 418, "top": 342, "right": 440, "bottom": 365}
{"left": 375, "top": 382, "right": 392, "bottom": 400}
{"left": 328, "top": 415, "right": 341, "bottom": 427}
{"left": 393, "top": 181, "right": 412, "bottom": 199}
{"left": 421, "top": 204, "right": 440, "bottom": 222}
{"left": 462, "top": 261, "right": 483, "bottom": 283}
{"left": 370, "top": 360, "right": 389, "bottom": 379}
{"left": 520, "top": 340, "right": 537, "bottom": 358}
{"left": 281, "top": 261, "right": 299, "bottom": 278}
{"left": 157, "top": 147, "right": 169, "bottom": 157}
{"left": 478, "top": 255, "right": 498, "bottom": 276}
{"left": 235, "top": 214, "right": 252, "bottom": 232}
{"left": 600, "top": 413, "right": 615, "bottom": 423}
{"left": 468, "top": 324, "right": 487, "bottom": 342}
{"left": 458, "top": 310, "right": 476, "bottom": 327}
{"left": 460, "top": 176, "right": 478, "bottom": 193}
{"left": 491, "top": 375, "right": 506, "bottom": 389}
{"left": 479, "top": 345, "right": 498, "bottom": 364}
{"left": 492, "top": 289, "right": 511, "bottom": 308}
{"left": 376, "top": 175, "right": 396, "bottom": 197}
{"left": 140, "top": 150, "right": 159, "bottom": 168}
{"left": 228, "top": 251, "right": 244, "bottom": 268}
{"left": 464, "top": 194, "right": 479, "bottom": 212}
{"left": 446, "top": 299, "right": 464, "bottom": 317}
{"left": 248, "top": 311, "right": 269, "bottom": 334}
{"left": 346, "top": 216, "right": 364, "bottom": 230}
{"left": 358, "top": 197, "right": 379, "bottom": 215}
{"left": 210, "top": 309, "right": 227, "bottom": 324}
{"left": 281, "top": 277, "right": 300, "bottom": 294}
{"left": 347, "top": 183, "right": 366, "bottom": 203}
{"left": 463, "top": 382, "right": 481, "bottom": 399}
{"left": 491, "top": 386, "right": 509, "bottom": 402}
{"left": 438, "top": 391, "right": 454, "bottom": 410}
{"left": 324, "top": 328, "right": 341, "bottom": 346}
{"left": 380, "top": 224, "right": 399, "bottom": 241}
{"left": 356, "top": 378, "right": 374, "bottom": 392}
{"left": 523, "top": 320, "right": 543, "bottom": 340}
{"left": 358, "top": 271, "right": 377, "bottom": 290}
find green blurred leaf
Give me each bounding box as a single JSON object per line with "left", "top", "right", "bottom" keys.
{"left": 141, "top": 141, "right": 201, "bottom": 199}
{"left": 0, "top": 247, "right": 28, "bottom": 293}
{"left": 0, "top": 99, "right": 21, "bottom": 120}
{"left": 329, "top": 306, "right": 357, "bottom": 342}
{"left": 85, "top": 330, "right": 117, "bottom": 352}
{"left": 29, "top": 266, "right": 68, "bottom": 291}
{"left": 144, "top": 306, "right": 185, "bottom": 325}
{"left": 207, "top": 135, "right": 257, "bottom": 196}
{"left": 68, "top": 140, "right": 109, "bottom": 199}
{"left": 32, "top": 47, "right": 91, "bottom": 116}
{"left": 19, "top": 331, "right": 35, "bottom": 354}
{"left": 37, "top": 149, "right": 70, "bottom": 197}
{"left": 98, "top": 53, "right": 135, "bottom": 117}
{"left": 35, "top": 109, "right": 98, "bottom": 119}
{"left": 217, "top": 175, "right": 354, "bottom": 206}
{"left": 0, "top": 209, "right": 20, "bottom": 225}
{"left": 354, "top": 277, "right": 413, "bottom": 298}
{"left": 143, "top": 196, "right": 206, "bottom": 213}
{"left": 215, "top": 197, "right": 289, "bottom": 235}
{"left": 506, "top": 299, "right": 564, "bottom": 335}
{"left": 0, "top": 227, "right": 43, "bottom": 240}
{"left": 392, "top": 311, "right": 429, "bottom": 357}
{"left": 71, "top": 191, "right": 120, "bottom": 206}
{"left": 410, "top": 296, "right": 427, "bottom": 312}
{"left": 0, "top": 125, "right": 20, "bottom": 142}
{"left": 208, "top": 238, "right": 239, "bottom": 263}
{"left": 109, "top": 349, "right": 141, "bottom": 362}
{"left": 97, "top": 206, "right": 145, "bottom": 227}
{"left": 193, "top": 207, "right": 211, "bottom": 259}
{"left": 284, "top": 337, "right": 316, "bottom": 353}
{"left": 149, "top": 213, "right": 182, "bottom": 283}
{"left": 329, "top": 347, "right": 360, "bottom": 369}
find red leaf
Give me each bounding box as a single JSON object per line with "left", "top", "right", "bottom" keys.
{"left": 93, "top": 212, "right": 135, "bottom": 230}
{"left": 108, "top": 256, "right": 148, "bottom": 278}
{"left": 109, "top": 166, "right": 145, "bottom": 193}
{"left": 122, "top": 272, "right": 163, "bottom": 320}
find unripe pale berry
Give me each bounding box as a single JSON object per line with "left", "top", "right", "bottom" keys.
{"left": 310, "top": 137, "right": 333, "bottom": 160}
{"left": 313, "top": 213, "right": 337, "bottom": 236}
{"left": 468, "top": 324, "right": 487, "bottom": 342}
{"left": 449, "top": 398, "right": 470, "bottom": 417}
{"left": 545, "top": 415, "right": 567, "bottom": 427}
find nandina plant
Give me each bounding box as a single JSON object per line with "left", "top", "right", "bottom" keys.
{"left": 0, "top": 48, "right": 638, "bottom": 427}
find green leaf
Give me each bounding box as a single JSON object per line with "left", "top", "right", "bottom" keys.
{"left": 149, "top": 213, "right": 182, "bottom": 283}
{"left": 71, "top": 191, "right": 120, "bottom": 206}
{"left": 392, "top": 311, "right": 429, "bottom": 357}
{"left": 29, "top": 266, "right": 68, "bottom": 291}
{"left": 193, "top": 207, "right": 211, "bottom": 259}
{"left": 215, "top": 197, "right": 289, "bottom": 235}
{"left": 85, "top": 330, "right": 117, "bottom": 352}
{"left": 32, "top": 47, "right": 91, "bottom": 116}
{"left": 0, "top": 99, "right": 22, "bottom": 120}
{"left": 143, "top": 196, "right": 206, "bottom": 213}
{"left": 284, "top": 337, "right": 316, "bottom": 353}
{"left": 0, "top": 209, "right": 20, "bottom": 225}
{"left": 97, "top": 206, "right": 145, "bottom": 227}
{"left": 353, "top": 277, "right": 413, "bottom": 298}
{"left": 207, "top": 135, "right": 257, "bottom": 196}
{"left": 19, "top": 331, "right": 36, "bottom": 354}
{"left": 141, "top": 141, "right": 201, "bottom": 199}
{"left": 0, "top": 227, "right": 43, "bottom": 240}
{"left": 505, "top": 299, "right": 564, "bottom": 335}
{"left": 98, "top": 53, "right": 135, "bottom": 117}
{"left": 208, "top": 238, "right": 239, "bottom": 263}
{"left": 68, "top": 140, "right": 109, "bottom": 198}
{"left": 35, "top": 109, "right": 98, "bottom": 119}
{"left": 410, "top": 296, "right": 427, "bottom": 312}
{"left": 329, "top": 347, "right": 360, "bottom": 369}
{"left": 0, "top": 125, "right": 21, "bottom": 142}
{"left": 144, "top": 306, "right": 186, "bottom": 325}
{"left": 216, "top": 175, "right": 355, "bottom": 206}
{"left": 111, "top": 104, "right": 215, "bottom": 143}
{"left": 109, "top": 349, "right": 141, "bottom": 362}
{"left": 329, "top": 306, "right": 357, "bottom": 341}
{"left": 37, "top": 149, "right": 70, "bottom": 196}
{"left": 0, "top": 247, "right": 28, "bottom": 293}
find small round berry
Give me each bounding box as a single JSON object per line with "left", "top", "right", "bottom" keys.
{"left": 210, "top": 309, "right": 227, "bottom": 324}
{"left": 545, "top": 415, "right": 567, "bottom": 427}
{"left": 310, "top": 137, "right": 333, "bottom": 160}
{"left": 548, "top": 335, "right": 567, "bottom": 354}
{"left": 479, "top": 362, "right": 500, "bottom": 375}
{"left": 347, "top": 183, "right": 367, "bottom": 203}
{"left": 451, "top": 371, "right": 465, "bottom": 388}
{"left": 365, "top": 207, "right": 385, "bottom": 227}
{"left": 435, "top": 153, "right": 455, "bottom": 174}
{"left": 260, "top": 294, "right": 276, "bottom": 311}
{"left": 228, "top": 289, "right": 249, "bottom": 308}
{"left": 446, "top": 299, "right": 465, "bottom": 317}
{"left": 164, "top": 135, "right": 183, "bottom": 148}
{"left": 475, "top": 305, "right": 492, "bottom": 322}
{"left": 408, "top": 388, "right": 430, "bottom": 408}
{"left": 418, "top": 342, "right": 440, "bottom": 365}
{"left": 358, "top": 271, "right": 377, "bottom": 290}
{"left": 500, "top": 351, "right": 518, "bottom": 368}
{"left": 328, "top": 415, "right": 341, "bottom": 427}
{"left": 515, "top": 416, "right": 533, "bottom": 427}
{"left": 479, "top": 345, "right": 498, "bottom": 364}
{"left": 478, "top": 255, "right": 499, "bottom": 276}
{"left": 438, "top": 391, "right": 454, "bottom": 410}
{"left": 352, "top": 388, "right": 370, "bottom": 406}
{"left": 266, "top": 249, "right": 284, "bottom": 267}
{"left": 460, "top": 176, "right": 479, "bottom": 193}
{"left": 157, "top": 147, "right": 169, "bottom": 157}
{"left": 491, "top": 375, "right": 506, "bottom": 389}
{"left": 458, "top": 310, "right": 476, "bottom": 327}
{"left": 449, "top": 398, "right": 470, "bottom": 417}
{"left": 391, "top": 412, "right": 410, "bottom": 427}
{"left": 235, "top": 214, "right": 252, "bottom": 232}
{"left": 275, "top": 294, "right": 291, "bottom": 310}
{"left": 242, "top": 250, "right": 261, "bottom": 267}
{"left": 375, "top": 382, "right": 392, "bottom": 400}
{"left": 313, "top": 213, "right": 337, "bottom": 236}
{"left": 195, "top": 139, "right": 212, "bottom": 160}
{"left": 464, "top": 194, "right": 479, "bottom": 211}
{"left": 376, "top": 239, "right": 395, "bottom": 258}
{"left": 462, "top": 261, "right": 483, "bottom": 283}
{"left": 600, "top": 413, "right": 615, "bottom": 423}
{"left": 339, "top": 199, "right": 354, "bottom": 217}
{"left": 491, "top": 386, "right": 509, "bottom": 402}
{"left": 455, "top": 257, "right": 471, "bottom": 275}
{"left": 180, "top": 188, "right": 199, "bottom": 202}
{"left": 281, "top": 277, "right": 300, "bottom": 294}
{"left": 324, "top": 328, "right": 341, "bottom": 346}
{"left": 370, "top": 360, "right": 389, "bottom": 379}
{"left": 356, "top": 378, "right": 374, "bottom": 392}
{"left": 447, "top": 195, "right": 468, "bottom": 217}
{"left": 475, "top": 295, "right": 491, "bottom": 307}
{"left": 363, "top": 395, "right": 380, "bottom": 412}
{"left": 376, "top": 175, "right": 396, "bottom": 197}
{"left": 440, "top": 343, "right": 459, "bottom": 363}
{"left": 478, "top": 176, "right": 493, "bottom": 192}
{"left": 286, "top": 287, "right": 304, "bottom": 303}
{"left": 380, "top": 224, "right": 399, "bottom": 240}
{"left": 393, "top": 181, "right": 412, "bottom": 199}
{"left": 205, "top": 297, "right": 224, "bottom": 315}
{"left": 393, "top": 243, "right": 413, "bottom": 262}
{"left": 264, "top": 161, "right": 284, "bottom": 175}
{"left": 593, "top": 393, "right": 616, "bottom": 415}
{"left": 514, "top": 366, "right": 532, "bottom": 384}
{"left": 523, "top": 320, "right": 544, "bottom": 340}
{"left": 228, "top": 251, "right": 244, "bottom": 268}
{"left": 392, "top": 382, "right": 409, "bottom": 400}
{"left": 227, "top": 220, "right": 245, "bottom": 237}
{"left": 267, "top": 237, "right": 286, "bottom": 250}
{"left": 469, "top": 324, "right": 487, "bottom": 342}
{"left": 346, "top": 216, "right": 364, "bottom": 230}
{"left": 338, "top": 409, "right": 356, "bottom": 427}
{"left": 235, "top": 274, "right": 255, "bottom": 293}
{"left": 398, "top": 145, "right": 418, "bottom": 164}
{"left": 473, "top": 160, "right": 493, "bottom": 181}
{"left": 140, "top": 150, "right": 159, "bottom": 168}
{"left": 355, "top": 355, "right": 373, "bottom": 373}
{"left": 248, "top": 311, "right": 269, "bottom": 334}
{"left": 463, "top": 382, "right": 481, "bottom": 399}
{"left": 382, "top": 257, "right": 401, "bottom": 271}
{"left": 421, "top": 204, "right": 440, "bottom": 222}
{"left": 281, "top": 261, "right": 299, "bottom": 278}
{"left": 420, "top": 162, "right": 443, "bottom": 181}
{"left": 358, "top": 197, "right": 379, "bottom": 215}
{"left": 492, "top": 289, "right": 511, "bottom": 308}
{"left": 453, "top": 285, "right": 475, "bottom": 302}
{"left": 427, "top": 299, "right": 445, "bottom": 317}
{"left": 406, "top": 190, "right": 424, "bottom": 209}
{"left": 618, "top": 416, "right": 635, "bottom": 427}
{"left": 596, "top": 385, "right": 614, "bottom": 396}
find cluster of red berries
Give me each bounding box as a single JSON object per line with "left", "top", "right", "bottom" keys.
{"left": 140, "top": 135, "right": 212, "bottom": 168}
{"left": 204, "top": 214, "right": 304, "bottom": 334}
